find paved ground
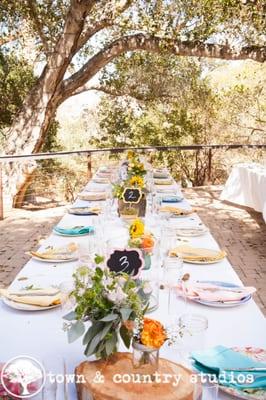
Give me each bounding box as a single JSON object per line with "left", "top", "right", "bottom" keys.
{"left": 0, "top": 186, "right": 265, "bottom": 315}
{"left": 184, "top": 186, "right": 266, "bottom": 316}
{"left": 0, "top": 206, "right": 65, "bottom": 288}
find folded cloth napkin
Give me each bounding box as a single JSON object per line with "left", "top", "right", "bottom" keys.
{"left": 192, "top": 346, "right": 266, "bottom": 390}
{"left": 160, "top": 206, "right": 194, "bottom": 216}
{"left": 78, "top": 192, "right": 107, "bottom": 201}
{"left": 154, "top": 179, "right": 173, "bottom": 185}
{"left": 54, "top": 225, "right": 94, "bottom": 235}
{"left": 176, "top": 281, "right": 256, "bottom": 302}
{"left": 162, "top": 195, "right": 183, "bottom": 203}
{"left": 153, "top": 172, "right": 169, "bottom": 179}
{"left": 0, "top": 288, "right": 62, "bottom": 307}
{"left": 169, "top": 245, "right": 226, "bottom": 261}
{"left": 30, "top": 243, "right": 78, "bottom": 260}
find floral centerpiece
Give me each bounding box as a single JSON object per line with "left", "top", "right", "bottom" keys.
{"left": 63, "top": 262, "right": 152, "bottom": 360}
{"left": 132, "top": 318, "right": 167, "bottom": 377}
{"left": 128, "top": 219, "right": 156, "bottom": 270}
{"left": 113, "top": 175, "right": 147, "bottom": 217}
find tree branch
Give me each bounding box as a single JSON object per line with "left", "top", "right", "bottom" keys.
{"left": 76, "top": 0, "right": 133, "bottom": 53}
{"left": 70, "top": 84, "right": 182, "bottom": 102}
{"left": 26, "top": 0, "right": 50, "bottom": 54}
{"left": 59, "top": 33, "right": 266, "bottom": 101}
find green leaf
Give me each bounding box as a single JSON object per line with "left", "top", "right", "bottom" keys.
{"left": 67, "top": 321, "right": 85, "bottom": 343}
{"left": 99, "top": 314, "right": 119, "bottom": 322}
{"left": 63, "top": 311, "right": 77, "bottom": 321}
{"left": 120, "top": 325, "right": 131, "bottom": 349}
{"left": 82, "top": 321, "right": 104, "bottom": 345}
{"left": 84, "top": 322, "right": 112, "bottom": 357}
{"left": 94, "top": 254, "right": 105, "bottom": 264}
{"left": 105, "top": 332, "right": 117, "bottom": 356}
{"left": 120, "top": 308, "right": 132, "bottom": 322}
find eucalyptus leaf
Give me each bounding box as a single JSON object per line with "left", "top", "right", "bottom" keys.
{"left": 84, "top": 322, "right": 112, "bottom": 357}
{"left": 120, "top": 308, "right": 132, "bottom": 322}
{"left": 99, "top": 314, "right": 119, "bottom": 322}
{"left": 120, "top": 325, "right": 131, "bottom": 349}
{"left": 82, "top": 321, "right": 104, "bottom": 345}
{"left": 106, "top": 332, "right": 117, "bottom": 356}
{"left": 63, "top": 310, "right": 77, "bottom": 321}
{"left": 67, "top": 321, "right": 85, "bottom": 343}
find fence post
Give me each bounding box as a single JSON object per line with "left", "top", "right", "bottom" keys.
{"left": 0, "top": 163, "right": 3, "bottom": 220}
{"left": 87, "top": 153, "right": 92, "bottom": 179}
{"left": 208, "top": 148, "right": 212, "bottom": 182}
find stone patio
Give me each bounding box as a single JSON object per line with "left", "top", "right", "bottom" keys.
{"left": 0, "top": 186, "right": 265, "bottom": 315}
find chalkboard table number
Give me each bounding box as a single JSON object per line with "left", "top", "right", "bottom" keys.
{"left": 106, "top": 248, "right": 144, "bottom": 277}
{"left": 122, "top": 187, "right": 142, "bottom": 204}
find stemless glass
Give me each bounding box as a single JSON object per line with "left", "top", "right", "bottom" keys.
{"left": 193, "top": 376, "right": 219, "bottom": 400}
{"left": 163, "top": 256, "right": 183, "bottom": 317}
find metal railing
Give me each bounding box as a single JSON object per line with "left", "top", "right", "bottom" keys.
{"left": 0, "top": 143, "right": 265, "bottom": 220}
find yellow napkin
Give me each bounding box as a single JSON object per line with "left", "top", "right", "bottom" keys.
{"left": 160, "top": 206, "right": 195, "bottom": 216}
{"left": 154, "top": 179, "right": 173, "bottom": 185}
{"left": 0, "top": 288, "right": 62, "bottom": 307}
{"left": 169, "top": 245, "right": 226, "bottom": 262}
{"left": 29, "top": 242, "right": 78, "bottom": 260}
{"left": 78, "top": 192, "right": 107, "bottom": 201}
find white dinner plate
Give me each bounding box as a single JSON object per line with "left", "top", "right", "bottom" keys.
{"left": 2, "top": 297, "right": 61, "bottom": 311}
{"left": 175, "top": 227, "right": 209, "bottom": 237}
{"left": 31, "top": 255, "right": 78, "bottom": 263}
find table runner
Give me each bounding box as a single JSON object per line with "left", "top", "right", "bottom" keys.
{"left": 0, "top": 166, "right": 265, "bottom": 400}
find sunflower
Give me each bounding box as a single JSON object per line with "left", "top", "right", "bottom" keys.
{"left": 129, "top": 175, "right": 144, "bottom": 188}
{"left": 129, "top": 218, "right": 145, "bottom": 238}
{"left": 140, "top": 318, "right": 167, "bottom": 349}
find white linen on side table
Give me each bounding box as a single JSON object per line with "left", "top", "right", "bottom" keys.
{"left": 220, "top": 163, "right": 266, "bottom": 221}
{"left": 0, "top": 170, "right": 265, "bottom": 400}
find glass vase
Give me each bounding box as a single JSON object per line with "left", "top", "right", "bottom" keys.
{"left": 132, "top": 340, "right": 159, "bottom": 378}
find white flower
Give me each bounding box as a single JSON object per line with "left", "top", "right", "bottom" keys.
{"left": 143, "top": 282, "right": 152, "bottom": 294}
{"left": 117, "top": 276, "right": 127, "bottom": 287}
{"left": 106, "top": 286, "right": 127, "bottom": 304}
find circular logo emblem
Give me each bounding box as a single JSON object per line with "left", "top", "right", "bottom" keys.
{"left": 0, "top": 355, "right": 46, "bottom": 398}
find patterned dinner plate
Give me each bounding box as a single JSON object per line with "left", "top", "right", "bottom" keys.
{"left": 219, "top": 347, "right": 266, "bottom": 400}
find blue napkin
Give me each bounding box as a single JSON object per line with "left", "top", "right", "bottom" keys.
{"left": 192, "top": 346, "right": 266, "bottom": 390}
{"left": 54, "top": 226, "right": 94, "bottom": 235}
{"left": 162, "top": 195, "right": 183, "bottom": 203}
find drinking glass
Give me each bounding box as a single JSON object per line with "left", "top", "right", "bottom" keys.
{"left": 60, "top": 280, "right": 75, "bottom": 312}
{"left": 193, "top": 376, "right": 219, "bottom": 400}
{"left": 163, "top": 256, "right": 183, "bottom": 317}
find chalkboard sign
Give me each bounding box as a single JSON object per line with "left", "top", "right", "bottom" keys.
{"left": 122, "top": 187, "right": 142, "bottom": 204}
{"left": 107, "top": 248, "right": 144, "bottom": 277}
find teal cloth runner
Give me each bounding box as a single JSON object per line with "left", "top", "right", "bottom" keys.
{"left": 54, "top": 226, "right": 94, "bottom": 235}
{"left": 192, "top": 346, "right": 266, "bottom": 390}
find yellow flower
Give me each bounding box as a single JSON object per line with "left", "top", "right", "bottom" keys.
{"left": 140, "top": 318, "right": 166, "bottom": 349}
{"left": 127, "top": 150, "right": 135, "bottom": 160}
{"left": 129, "top": 176, "right": 144, "bottom": 188}
{"left": 129, "top": 218, "right": 145, "bottom": 238}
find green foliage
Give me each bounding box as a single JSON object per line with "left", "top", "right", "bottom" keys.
{"left": 64, "top": 266, "right": 151, "bottom": 359}
{"left": 0, "top": 50, "right": 35, "bottom": 138}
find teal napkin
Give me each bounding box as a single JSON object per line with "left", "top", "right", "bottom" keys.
{"left": 162, "top": 195, "right": 183, "bottom": 203}
{"left": 54, "top": 226, "right": 94, "bottom": 235}
{"left": 192, "top": 346, "right": 266, "bottom": 390}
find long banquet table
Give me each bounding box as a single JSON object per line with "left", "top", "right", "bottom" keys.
{"left": 0, "top": 166, "right": 265, "bottom": 399}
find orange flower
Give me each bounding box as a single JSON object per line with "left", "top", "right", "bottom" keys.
{"left": 140, "top": 318, "right": 166, "bottom": 349}
{"left": 141, "top": 235, "right": 154, "bottom": 250}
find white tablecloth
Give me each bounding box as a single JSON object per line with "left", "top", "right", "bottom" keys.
{"left": 0, "top": 169, "right": 265, "bottom": 399}
{"left": 220, "top": 163, "right": 266, "bottom": 221}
